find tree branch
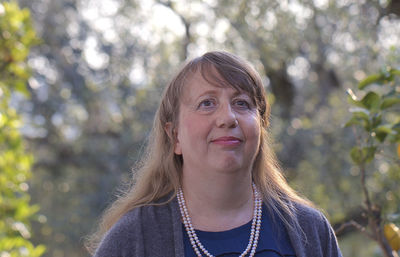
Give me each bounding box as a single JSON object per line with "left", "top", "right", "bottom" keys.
{"left": 335, "top": 220, "right": 375, "bottom": 240}
{"left": 156, "top": 0, "right": 191, "bottom": 60}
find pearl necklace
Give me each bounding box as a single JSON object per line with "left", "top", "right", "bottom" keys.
{"left": 177, "top": 184, "right": 262, "bottom": 257}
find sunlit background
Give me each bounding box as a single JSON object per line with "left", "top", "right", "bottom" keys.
{"left": 3, "top": 0, "right": 400, "bottom": 256}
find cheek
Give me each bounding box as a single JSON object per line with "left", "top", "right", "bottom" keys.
{"left": 183, "top": 121, "right": 208, "bottom": 144}
{"left": 251, "top": 126, "right": 261, "bottom": 148}
{"left": 245, "top": 115, "right": 261, "bottom": 138}
{"left": 244, "top": 117, "right": 262, "bottom": 153}
{"left": 176, "top": 114, "right": 208, "bottom": 151}
{"left": 183, "top": 112, "right": 209, "bottom": 134}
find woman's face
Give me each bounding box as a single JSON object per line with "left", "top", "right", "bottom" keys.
{"left": 173, "top": 70, "right": 261, "bottom": 176}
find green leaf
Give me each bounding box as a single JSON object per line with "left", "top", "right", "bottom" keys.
{"left": 371, "top": 114, "right": 382, "bottom": 129}
{"left": 361, "top": 146, "right": 377, "bottom": 163}
{"left": 392, "top": 122, "right": 400, "bottom": 133}
{"left": 350, "top": 146, "right": 377, "bottom": 164}
{"left": 347, "top": 94, "right": 365, "bottom": 109}
{"left": 0, "top": 2, "right": 44, "bottom": 255}
{"left": 390, "top": 68, "right": 400, "bottom": 77}
{"left": 380, "top": 97, "right": 400, "bottom": 109}
{"left": 358, "top": 68, "right": 400, "bottom": 89}
{"left": 358, "top": 73, "right": 383, "bottom": 89}
{"left": 388, "top": 123, "right": 400, "bottom": 143}
{"left": 373, "top": 125, "right": 392, "bottom": 142}
{"left": 360, "top": 91, "right": 380, "bottom": 111}
{"left": 344, "top": 117, "right": 363, "bottom": 128}
{"left": 349, "top": 108, "right": 370, "bottom": 118}
{"left": 387, "top": 132, "right": 400, "bottom": 143}
{"left": 350, "top": 146, "right": 363, "bottom": 164}
{"left": 31, "top": 245, "right": 46, "bottom": 257}
{"left": 344, "top": 109, "right": 370, "bottom": 128}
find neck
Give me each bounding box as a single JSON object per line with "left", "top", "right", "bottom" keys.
{"left": 181, "top": 166, "right": 254, "bottom": 231}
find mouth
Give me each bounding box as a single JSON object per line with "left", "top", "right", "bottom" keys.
{"left": 211, "top": 136, "right": 242, "bottom": 146}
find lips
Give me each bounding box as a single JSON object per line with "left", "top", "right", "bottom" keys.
{"left": 211, "top": 136, "right": 242, "bottom": 146}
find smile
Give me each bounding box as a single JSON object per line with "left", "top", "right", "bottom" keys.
{"left": 211, "top": 136, "right": 242, "bottom": 146}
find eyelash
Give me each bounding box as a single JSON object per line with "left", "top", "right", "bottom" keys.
{"left": 233, "top": 99, "right": 251, "bottom": 109}
{"left": 197, "top": 98, "right": 251, "bottom": 110}
{"left": 198, "top": 99, "right": 216, "bottom": 109}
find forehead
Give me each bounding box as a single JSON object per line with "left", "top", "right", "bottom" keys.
{"left": 181, "top": 66, "right": 253, "bottom": 100}
{"left": 181, "top": 71, "right": 236, "bottom": 102}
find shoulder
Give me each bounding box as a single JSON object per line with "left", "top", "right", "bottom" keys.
{"left": 292, "top": 202, "right": 329, "bottom": 228}
{"left": 93, "top": 207, "right": 144, "bottom": 257}
{"left": 289, "top": 202, "right": 343, "bottom": 257}
{"left": 94, "top": 197, "right": 181, "bottom": 257}
{"left": 291, "top": 202, "right": 334, "bottom": 240}
{"left": 102, "top": 196, "right": 178, "bottom": 240}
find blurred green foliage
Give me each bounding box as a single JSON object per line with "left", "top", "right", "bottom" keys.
{"left": 347, "top": 68, "right": 400, "bottom": 155}
{"left": 0, "top": 1, "right": 44, "bottom": 256}
{"left": 345, "top": 67, "right": 400, "bottom": 256}
{"left": 6, "top": 0, "right": 400, "bottom": 256}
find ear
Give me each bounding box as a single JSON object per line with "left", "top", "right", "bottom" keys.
{"left": 164, "top": 122, "right": 182, "bottom": 155}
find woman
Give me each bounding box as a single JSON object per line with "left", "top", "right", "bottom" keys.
{"left": 87, "top": 51, "right": 343, "bottom": 257}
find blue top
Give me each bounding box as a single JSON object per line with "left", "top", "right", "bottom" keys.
{"left": 94, "top": 196, "right": 343, "bottom": 257}
{"left": 183, "top": 204, "right": 296, "bottom": 257}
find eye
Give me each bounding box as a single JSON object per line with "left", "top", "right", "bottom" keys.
{"left": 198, "top": 99, "right": 216, "bottom": 109}
{"left": 233, "top": 99, "right": 251, "bottom": 109}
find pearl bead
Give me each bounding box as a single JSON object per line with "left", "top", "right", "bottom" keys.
{"left": 177, "top": 183, "right": 262, "bottom": 257}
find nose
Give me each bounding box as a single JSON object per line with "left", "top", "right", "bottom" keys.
{"left": 215, "top": 103, "right": 238, "bottom": 128}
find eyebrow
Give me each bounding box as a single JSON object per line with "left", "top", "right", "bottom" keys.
{"left": 196, "top": 89, "right": 248, "bottom": 99}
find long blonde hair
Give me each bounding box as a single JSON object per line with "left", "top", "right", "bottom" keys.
{"left": 86, "top": 51, "right": 312, "bottom": 254}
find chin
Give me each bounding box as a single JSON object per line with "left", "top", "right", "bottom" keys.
{"left": 213, "top": 159, "right": 245, "bottom": 173}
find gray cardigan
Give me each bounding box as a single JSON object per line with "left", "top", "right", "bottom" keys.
{"left": 94, "top": 197, "right": 343, "bottom": 257}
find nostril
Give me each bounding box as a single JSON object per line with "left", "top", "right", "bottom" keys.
{"left": 216, "top": 115, "right": 238, "bottom": 128}
{"left": 230, "top": 118, "right": 239, "bottom": 128}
